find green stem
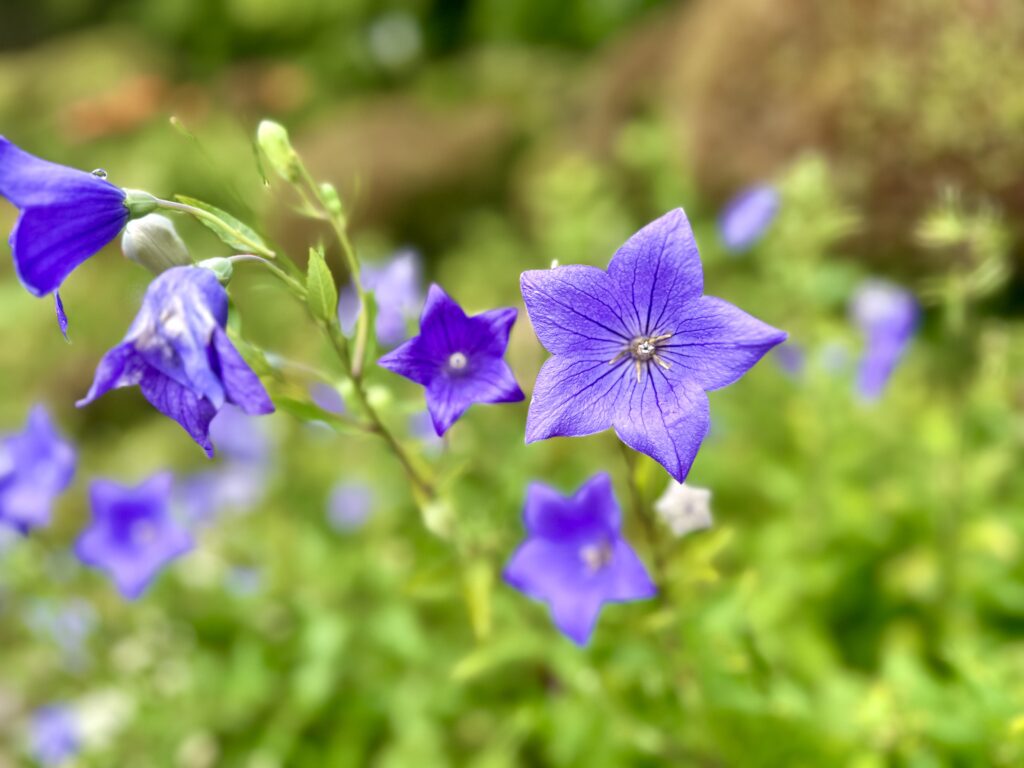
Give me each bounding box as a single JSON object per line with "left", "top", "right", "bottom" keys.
{"left": 618, "top": 442, "right": 669, "bottom": 600}
{"left": 155, "top": 198, "right": 275, "bottom": 259}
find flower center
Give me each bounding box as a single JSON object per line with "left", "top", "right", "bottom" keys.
{"left": 609, "top": 333, "right": 673, "bottom": 382}
{"left": 130, "top": 519, "right": 157, "bottom": 547}
{"left": 447, "top": 351, "right": 468, "bottom": 372}
{"left": 579, "top": 541, "right": 614, "bottom": 572}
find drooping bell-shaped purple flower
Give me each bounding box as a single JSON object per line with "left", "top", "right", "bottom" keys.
{"left": 718, "top": 185, "right": 779, "bottom": 253}
{"left": 30, "top": 705, "right": 79, "bottom": 766}
{"left": 0, "top": 136, "right": 154, "bottom": 297}
{"left": 77, "top": 266, "right": 274, "bottom": 456}
{"left": 503, "top": 473, "right": 656, "bottom": 646}
{"left": 339, "top": 249, "right": 424, "bottom": 347}
{"left": 75, "top": 473, "right": 192, "bottom": 600}
{"left": 851, "top": 280, "right": 918, "bottom": 400}
{"left": 521, "top": 209, "right": 786, "bottom": 482}
{"left": 378, "top": 284, "right": 524, "bottom": 435}
{"left": 0, "top": 406, "right": 76, "bottom": 533}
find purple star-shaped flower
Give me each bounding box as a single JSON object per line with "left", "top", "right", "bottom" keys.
{"left": 0, "top": 136, "right": 130, "bottom": 297}
{"left": 521, "top": 209, "right": 786, "bottom": 482}
{"left": 77, "top": 266, "right": 274, "bottom": 456}
{"left": 503, "top": 473, "right": 656, "bottom": 646}
{"left": 0, "top": 406, "right": 76, "bottom": 533}
{"left": 718, "top": 185, "right": 780, "bottom": 253}
{"left": 75, "top": 473, "right": 193, "bottom": 600}
{"left": 378, "top": 284, "right": 524, "bottom": 435}
{"left": 30, "top": 705, "right": 79, "bottom": 767}
{"left": 851, "top": 279, "right": 918, "bottom": 401}
{"left": 338, "top": 249, "right": 424, "bottom": 347}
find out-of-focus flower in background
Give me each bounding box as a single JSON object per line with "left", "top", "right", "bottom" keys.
{"left": 326, "top": 481, "right": 375, "bottom": 533}
{"left": 773, "top": 341, "right": 806, "bottom": 378}
{"left": 77, "top": 266, "right": 274, "bottom": 456}
{"left": 23, "top": 598, "right": 96, "bottom": 669}
{"left": 29, "top": 705, "right": 79, "bottom": 766}
{"left": 339, "top": 249, "right": 424, "bottom": 347}
{"left": 0, "top": 406, "right": 76, "bottom": 534}
{"left": 379, "top": 284, "right": 524, "bottom": 435}
{"left": 718, "top": 185, "right": 780, "bottom": 253}
{"left": 850, "top": 280, "right": 919, "bottom": 401}
{"left": 503, "top": 473, "right": 656, "bottom": 646}
{"left": 654, "top": 480, "right": 713, "bottom": 538}
{"left": 75, "top": 474, "right": 193, "bottom": 600}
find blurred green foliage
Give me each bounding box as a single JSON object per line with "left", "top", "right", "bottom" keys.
{"left": 2, "top": 2, "right": 1024, "bottom": 767}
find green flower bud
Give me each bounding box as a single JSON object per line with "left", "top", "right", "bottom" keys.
{"left": 197, "top": 257, "right": 234, "bottom": 285}
{"left": 257, "top": 120, "right": 302, "bottom": 183}
{"left": 123, "top": 189, "right": 159, "bottom": 219}
{"left": 319, "top": 182, "right": 344, "bottom": 219}
{"left": 121, "top": 214, "right": 191, "bottom": 274}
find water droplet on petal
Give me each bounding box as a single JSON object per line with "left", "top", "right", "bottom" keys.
{"left": 91, "top": 169, "right": 108, "bottom": 180}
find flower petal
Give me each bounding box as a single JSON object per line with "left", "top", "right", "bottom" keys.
{"left": 378, "top": 334, "right": 440, "bottom": 386}
{"left": 520, "top": 266, "right": 631, "bottom": 358}
{"left": 138, "top": 369, "right": 218, "bottom": 457}
{"left": 0, "top": 137, "right": 125, "bottom": 208}
{"left": 657, "top": 296, "right": 787, "bottom": 391}
{"left": 525, "top": 354, "right": 628, "bottom": 442}
{"left": 211, "top": 327, "right": 274, "bottom": 415}
{"left": 76, "top": 343, "right": 145, "bottom": 407}
{"left": 424, "top": 359, "right": 523, "bottom": 435}
{"left": 603, "top": 539, "right": 657, "bottom": 602}
{"left": 607, "top": 208, "right": 704, "bottom": 337}
{"left": 613, "top": 372, "right": 710, "bottom": 483}
{"left": 54, "top": 292, "right": 69, "bottom": 340}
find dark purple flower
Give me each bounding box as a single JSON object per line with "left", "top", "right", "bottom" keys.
{"left": 503, "top": 473, "right": 656, "bottom": 646}
{"left": 75, "top": 473, "right": 193, "bottom": 600}
{"left": 718, "top": 185, "right": 779, "bottom": 253}
{"left": 30, "top": 705, "right": 79, "bottom": 766}
{"left": 0, "top": 137, "right": 133, "bottom": 297}
{"left": 521, "top": 209, "right": 785, "bottom": 482}
{"left": 0, "top": 406, "right": 76, "bottom": 533}
{"left": 326, "top": 481, "right": 374, "bottom": 532}
{"left": 339, "top": 249, "right": 424, "bottom": 347}
{"left": 378, "top": 284, "right": 524, "bottom": 435}
{"left": 77, "top": 266, "right": 274, "bottom": 456}
{"left": 851, "top": 280, "right": 918, "bottom": 400}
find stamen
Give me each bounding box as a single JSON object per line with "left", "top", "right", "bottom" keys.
{"left": 579, "top": 541, "right": 614, "bottom": 572}
{"left": 447, "top": 351, "right": 468, "bottom": 371}
{"left": 608, "top": 332, "right": 674, "bottom": 381}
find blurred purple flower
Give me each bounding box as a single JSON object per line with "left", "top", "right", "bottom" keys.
{"left": 225, "top": 566, "right": 262, "bottom": 597}
{"left": 0, "top": 406, "right": 76, "bottom": 533}
{"left": 718, "top": 185, "right": 779, "bottom": 253}
{"left": 379, "top": 284, "right": 524, "bottom": 435}
{"left": 408, "top": 410, "right": 443, "bottom": 452}
{"left": 851, "top": 280, "right": 918, "bottom": 400}
{"left": 30, "top": 705, "right": 79, "bottom": 766}
{"left": 309, "top": 383, "right": 346, "bottom": 415}
{"left": 503, "top": 473, "right": 656, "bottom": 646}
{"left": 77, "top": 266, "right": 274, "bottom": 457}
{"left": 521, "top": 209, "right": 785, "bottom": 482}
{"left": 339, "top": 249, "right": 424, "bottom": 347}
{"left": 327, "top": 482, "right": 374, "bottom": 532}
{"left": 0, "top": 136, "right": 130, "bottom": 297}
{"left": 75, "top": 474, "right": 193, "bottom": 600}
{"left": 774, "top": 342, "right": 806, "bottom": 378}
{"left": 208, "top": 405, "right": 271, "bottom": 465}
{"left": 24, "top": 598, "right": 95, "bottom": 668}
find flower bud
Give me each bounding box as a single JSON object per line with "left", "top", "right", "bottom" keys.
{"left": 123, "top": 189, "right": 159, "bottom": 219}
{"left": 197, "top": 257, "right": 233, "bottom": 285}
{"left": 319, "top": 182, "right": 344, "bottom": 219}
{"left": 121, "top": 214, "right": 191, "bottom": 274}
{"left": 257, "top": 120, "right": 302, "bottom": 183}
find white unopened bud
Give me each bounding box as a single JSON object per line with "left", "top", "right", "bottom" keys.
{"left": 122, "top": 214, "right": 191, "bottom": 274}
{"left": 653, "top": 480, "right": 713, "bottom": 538}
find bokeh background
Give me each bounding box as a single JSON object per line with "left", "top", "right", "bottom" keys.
{"left": 2, "top": 1, "right": 1024, "bottom": 765}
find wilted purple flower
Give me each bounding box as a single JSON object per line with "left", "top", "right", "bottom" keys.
{"left": 75, "top": 474, "right": 193, "bottom": 600}
{"left": 379, "top": 284, "right": 524, "bottom": 435}
{"left": 521, "top": 209, "right": 785, "bottom": 482}
{"left": 0, "top": 137, "right": 142, "bottom": 297}
{"left": 0, "top": 406, "right": 76, "bottom": 533}
{"left": 718, "top": 185, "right": 779, "bottom": 253}
{"left": 77, "top": 266, "right": 274, "bottom": 456}
{"left": 327, "top": 481, "right": 374, "bottom": 532}
{"left": 851, "top": 280, "right": 918, "bottom": 400}
{"left": 503, "top": 473, "right": 656, "bottom": 646}
{"left": 30, "top": 705, "right": 79, "bottom": 766}
{"left": 339, "top": 249, "right": 424, "bottom": 346}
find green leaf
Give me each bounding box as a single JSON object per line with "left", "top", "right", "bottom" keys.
{"left": 174, "top": 195, "right": 272, "bottom": 257}
{"left": 306, "top": 246, "right": 338, "bottom": 324}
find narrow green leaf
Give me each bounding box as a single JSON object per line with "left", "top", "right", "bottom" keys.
{"left": 174, "top": 195, "right": 272, "bottom": 256}
{"left": 306, "top": 246, "right": 338, "bottom": 324}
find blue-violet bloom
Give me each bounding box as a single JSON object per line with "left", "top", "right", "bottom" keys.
{"left": 521, "top": 208, "right": 786, "bottom": 482}
{"left": 503, "top": 473, "right": 656, "bottom": 646}
{"left": 77, "top": 266, "right": 274, "bottom": 456}
{"left": 30, "top": 705, "right": 79, "bottom": 767}
{"left": 76, "top": 474, "right": 192, "bottom": 599}
{"left": 851, "top": 279, "right": 918, "bottom": 400}
{"left": 0, "top": 406, "right": 76, "bottom": 533}
{"left": 327, "top": 481, "right": 375, "bottom": 533}
{"left": 718, "top": 184, "right": 779, "bottom": 253}
{"left": 378, "top": 284, "right": 524, "bottom": 435}
{"left": 339, "top": 249, "right": 424, "bottom": 347}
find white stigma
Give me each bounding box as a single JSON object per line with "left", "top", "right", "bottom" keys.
{"left": 579, "top": 542, "right": 614, "bottom": 572}
{"left": 131, "top": 519, "right": 157, "bottom": 547}
{"left": 447, "top": 351, "right": 468, "bottom": 371}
